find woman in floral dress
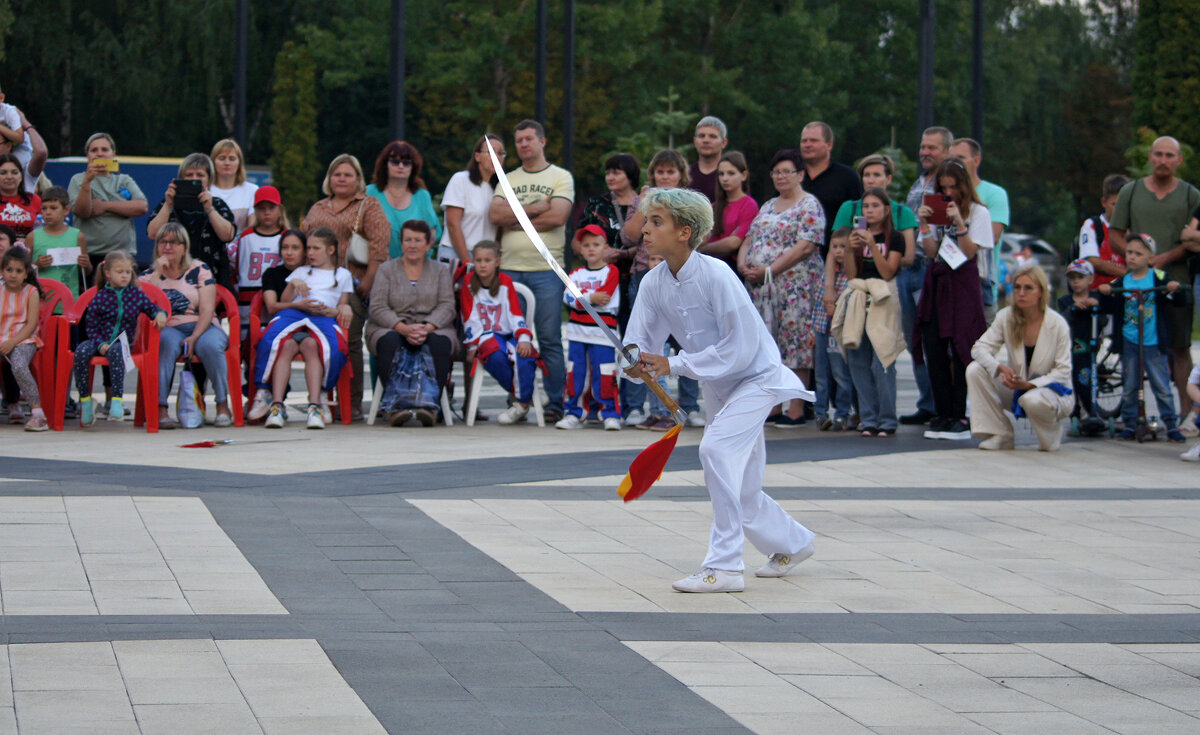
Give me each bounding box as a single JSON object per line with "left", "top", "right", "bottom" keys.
{"left": 738, "top": 149, "right": 825, "bottom": 427}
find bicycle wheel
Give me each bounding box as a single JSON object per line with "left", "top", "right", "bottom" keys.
{"left": 1093, "top": 337, "right": 1123, "bottom": 420}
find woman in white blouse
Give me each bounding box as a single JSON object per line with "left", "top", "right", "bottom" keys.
{"left": 437, "top": 134, "right": 505, "bottom": 265}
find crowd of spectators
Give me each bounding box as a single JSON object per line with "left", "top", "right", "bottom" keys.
{"left": 0, "top": 92, "right": 1198, "bottom": 459}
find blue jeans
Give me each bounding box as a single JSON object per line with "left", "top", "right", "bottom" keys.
{"left": 1121, "top": 341, "right": 1178, "bottom": 429}
{"left": 159, "top": 322, "right": 230, "bottom": 405}
{"left": 848, "top": 337, "right": 898, "bottom": 431}
{"left": 814, "top": 331, "right": 852, "bottom": 420}
{"left": 503, "top": 269, "right": 566, "bottom": 412}
{"left": 896, "top": 260, "right": 934, "bottom": 414}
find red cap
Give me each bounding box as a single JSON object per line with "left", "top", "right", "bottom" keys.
{"left": 573, "top": 224, "right": 607, "bottom": 243}
{"left": 254, "top": 186, "right": 282, "bottom": 207}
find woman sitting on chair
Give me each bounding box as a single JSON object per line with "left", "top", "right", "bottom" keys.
{"left": 460, "top": 240, "right": 537, "bottom": 424}
{"left": 967, "top": 264, "right": 1074, "bottom": 451}
{"left": 366, "top": 220, "right": 459, "bottom": 426}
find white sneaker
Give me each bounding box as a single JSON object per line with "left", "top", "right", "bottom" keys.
{"left": 497, "top": 403, "right": 530, "bottom": 425}
{"left": 624, "top": 409, "right": 647, "bottom": 427}
{"left": 264, "top": 402, "right": 286, "bottom": 429}
{"left": 755, "top": 544, "right": 815, "bottom": 578}
{"left": 1181, "top": 442, "right": 1200, "bottom": 462}
{"left": 672, "top": 568, "right": 744, "bottom": 593}
{"left": 978, "top": 434, "right": 1014, "bottom": 451}
{"left": 555, "top": 414, "right": 585, "bottom": 430}
{"left": 686, "top": 410, "right": 706, "bottom": 428}
{"left": 306, "top": 403, "right": 325, "bottom": 430}
{"left": 321, "top": 398, "right": 333, "bottom": 425}
{"left": 248, "top": 389, "right": 273, "bottom": 421}
{"left": 603, "top": 417, "right": 622, "bottom": 431}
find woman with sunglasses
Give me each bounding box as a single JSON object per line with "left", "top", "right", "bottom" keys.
{"left": 912, "top": 158, "right": 994, "bottom": 441}
{"left": 366, "top": 141, "right": 442, "bottom": 259}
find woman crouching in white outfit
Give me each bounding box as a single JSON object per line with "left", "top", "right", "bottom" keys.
{"left": 967, "top": 264, "right": 1074, "bottom": 451}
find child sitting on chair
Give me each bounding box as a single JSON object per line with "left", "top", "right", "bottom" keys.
{"left": 460, "top": 240, "right": 538, "bottom": 425}
{"left": 253, "top": 227, "right": 352, "bottom": 430}
{"left": 75, "top": 252, "right": 167, "bottom": 425}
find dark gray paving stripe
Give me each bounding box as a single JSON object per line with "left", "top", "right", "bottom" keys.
{"left": 580, "top": 612, "right": 1200, "bottom": 645}
{"left": 0, "top": 615, "right": 306, "bottom": 644}
{"left": 194, "top": 492, "right": 753, "bottom": 735}
{"left": 0, "top": 432, "right": 947, "bottom": 495}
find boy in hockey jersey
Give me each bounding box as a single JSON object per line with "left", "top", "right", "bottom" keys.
{"left": 623, "top": 188, "right": 816, "bottom": 592}
{"left": 229, "top": 186, "right": 286, "bottom": 323}
{"left": 460, "top": 240, "right": 539, "bottom": 425}
{"left": 558, "top": 224, "right": 622, "bottom": 430}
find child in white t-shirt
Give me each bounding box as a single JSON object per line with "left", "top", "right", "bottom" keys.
{"left": 252, "top": 227, "right": 352, "bottom": 429}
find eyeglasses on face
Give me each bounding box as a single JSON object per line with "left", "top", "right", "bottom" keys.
{"left": 388, "top": 156, "right": 413, "bottom": 166}
{"left": 770, "top": 169, "right": 798, "bottom": 177}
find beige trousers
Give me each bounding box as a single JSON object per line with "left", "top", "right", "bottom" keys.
{"left": 966, "top": 361, "right": 1074, "bottom": 451}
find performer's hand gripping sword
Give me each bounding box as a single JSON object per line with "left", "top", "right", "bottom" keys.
{"left": 487, "top": 143, "right": 688, "bottom": 426}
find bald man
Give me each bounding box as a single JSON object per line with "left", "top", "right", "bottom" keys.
{"left": 1109, "top": 136, "right": 1200, "bottom": 418}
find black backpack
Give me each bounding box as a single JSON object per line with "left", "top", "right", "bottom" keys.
{"left": 1069, "top": 215, "right": 1105, "bottom": 263}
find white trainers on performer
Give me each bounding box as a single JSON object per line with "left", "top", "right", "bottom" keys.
{"left": 672, "top": 568, "right": 744, "bottom": 593}
{"left": 686, "top": 410, "right": 706, "bottom": 428}
{"left": 754, "top": 543, "right": 815, "bottom": 578}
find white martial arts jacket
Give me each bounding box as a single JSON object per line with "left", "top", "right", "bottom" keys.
{"left": 623, "top": 252, "right": 814, "bottom": 406}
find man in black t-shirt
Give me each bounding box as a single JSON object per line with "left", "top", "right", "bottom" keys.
{"left": 687, "top": 116, "right": 728, "bottom": 203}
{"left": 798, "top": 121, "right": 862, "bottom": 257}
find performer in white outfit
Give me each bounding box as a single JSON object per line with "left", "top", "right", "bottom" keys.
{"left": 623, "top": 188, "right": 817, "bottom": 593}
{"left": 967, "top": 263, "right": 1075, "bottom": 451}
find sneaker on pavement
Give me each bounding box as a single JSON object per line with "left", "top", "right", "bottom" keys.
{"left": 672, "top": 568, "right": 745, "bottom": 593}
{"left": 648, "top": 415, "right": 675, "bottom": 432}
{"left": 1181, "top": 442, "right": 1200, "bottom": 462}
{"left": 754, "top": 544, "right": 815, "bottom": 578}
{"left": 8, "top": 407, "right": 24, "bottom": 424}
{"left": 248, "top": 389, "right": 273, "bottom": 421}
{"left": 979, "top": 434, "right": 1014, "bottom": 450}
{"left": 23, "top": 414, "right": 48, "bottom": 432}
{"left": 901, "top": 408, "right": 935, "bottom": 425}
{"left": 96, "top": 400, "right": 110, "bottom": 419}
{"left": 265, "top": 402, "right": 286, "bottom": 428}
{"left": 1166, "top": 428, "right": 1186, "bottom": 443}
{"left": 923, "top": 416, "right": 951, "bottom": 439}
{"left": 321, "top": 399, "right": 333, "bottom": 425}
{"left": 773, "top": 414, "right": 806, "bottom": 428}
{"left": 637, "top": 414, "right": 666, "bottom": 431}
{"left": 624, "top": 409, "right": 647, "bottom": 427}
{"left": 497, "top": 403, "right": 530, "bottom": 425}
{"left": 214, "top": 412, "right": 233, "bottom": 428}
{"left": 686, "top": 410, "right": 706, "bottom": 428}
{"left": 603, "top": 417, "right": 622, "bottom": 431}
{"left": 80, "top": 399, "right": 95, "bottom": 427}
{"left": 1116, "top": 427, "right": 1136, "bottom": 440}
{"left": 939, "top": 419, "right": 972, "bottom": 440}
{"left": 306, "top": 403, "right": 325, "bottom": 430}
{"left": 555, "top": 413, "right": 585, "bottom": 430}
{"left": 107, "top": 397, "right": 125, "bottom": 422}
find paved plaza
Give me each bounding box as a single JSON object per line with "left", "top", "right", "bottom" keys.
{"left": 0, "top": 354, "right": 1197, "bottom": 734}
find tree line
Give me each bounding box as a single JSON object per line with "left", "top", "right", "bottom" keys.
{"left": 5, "top": 0, "right": 1187, "bottom": 251}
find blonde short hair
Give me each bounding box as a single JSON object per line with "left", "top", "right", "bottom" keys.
{"left": 321, "top": 154, "right": 366, "bottom": 197}
{"left": 154, "top": 222, "right": 194, "bottom": 271}
{"left": 210, "top": 138, "right": 248, "bottom": 186}
{"left": 639, "top": 188, "right": 714, "bottom": 250}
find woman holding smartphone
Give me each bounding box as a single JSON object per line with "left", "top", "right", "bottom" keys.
{"left": 832, "top": 154, "right": 917, "bottom": 268}
{"left": 147, "top": 152, "right": 237, "bottom": 291}
{"left": 912, "top": 159, "right": 993, "bottom": 441}
{"left": 843, "top": 188, "right": 905, "bottom": 436}
{"left": 68, "top": 133, "right": 149, "bottom": 275}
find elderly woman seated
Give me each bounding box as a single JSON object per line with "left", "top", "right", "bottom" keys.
{"left": 366, "top": 220, "right": 459, "bottom": 426}
{"left": 966, "top": 264, "right": 1074, "bottom": 451}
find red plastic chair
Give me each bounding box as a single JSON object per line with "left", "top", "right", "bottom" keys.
{"left": 34, "top": 278, "right": 74, "bottom": 428}
{"left": 246, "top": 290, "right": 352, "bottom": 425}
{"left": 173, "top": 285, "right": 244, "bottom": 427}
{"left": 55, "top": 283, "right": 169, "bottom": 432}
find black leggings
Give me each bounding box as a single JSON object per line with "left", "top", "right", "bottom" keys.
{"left": 921, "top": 318, "right": 968, "bottom": 421}
{"left": 375, "top": 332, "right": 453, "bottom": 391}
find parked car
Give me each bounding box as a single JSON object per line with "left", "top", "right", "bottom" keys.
{"left": 998, "top": 233, "right": 1063, "bottom": 289}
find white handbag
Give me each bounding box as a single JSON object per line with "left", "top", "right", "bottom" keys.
{"left": 346, "top": 198, "right": 370, "bottom": 266}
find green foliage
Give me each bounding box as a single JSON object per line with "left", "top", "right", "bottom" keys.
{"left": 1133, "top": 0, "right": 1200, "bottom": 157}
{"left": 269, "top": 41, "right": 321, "bottom": 219}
